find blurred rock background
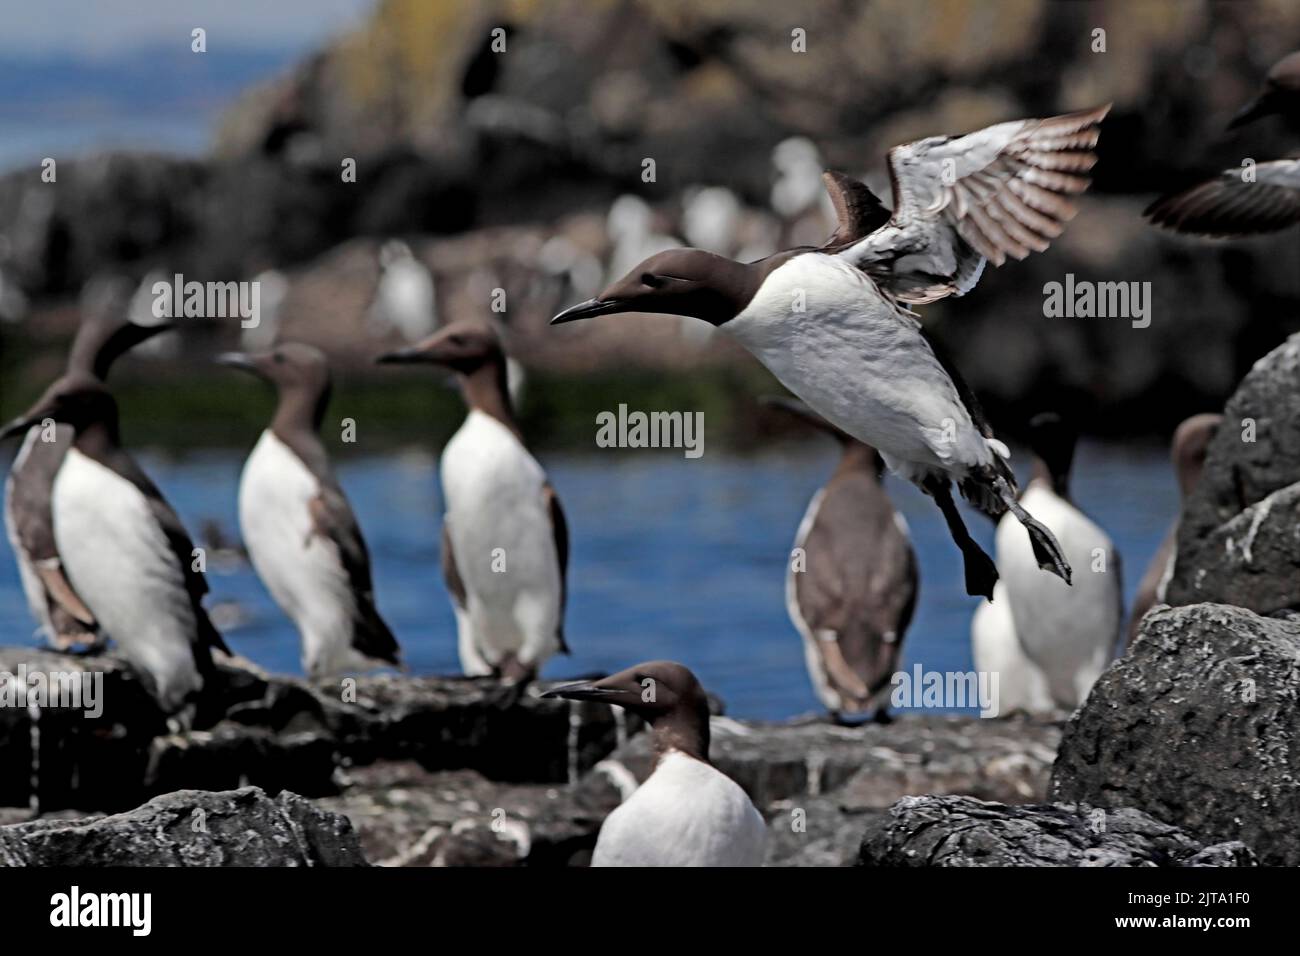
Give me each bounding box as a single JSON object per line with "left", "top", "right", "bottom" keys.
{"left": 1, "top": 0, "right": 1298, "bottom": 445}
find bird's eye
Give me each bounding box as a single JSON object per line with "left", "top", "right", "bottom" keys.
{"left": 450, "top": 335, "right": 467, "bottom": 347}
{"left": 640, "top": 273, "right": 663, "bottom": 289}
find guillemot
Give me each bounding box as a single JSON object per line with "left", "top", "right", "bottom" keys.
{"left": 1127, "top": 413, "right": 1222, "bottom": 645}
{"left": 217, "top": 343, "right": 401, "bottom": 678}
{"left": 543, "top": 660, "right": 767, "bottom": 866}
{"left": 0, "top": 377, "right": 226, "bottom": 720}
{"left": 1147, "top": 51, "right": 1300, "bottom": 236}
{"left": 4, "top": 311, "right": 173, "bottom": 650}
{"left": 554, "top": 105, "right": 1110, "bottom": 598}
{"left": 377, "top": 320, "right": 568, "bottom": 683}
{"left": 973, "top": 414, "right": 1121, "bottom": 710}
{"left": 764, "top": 396, "right": 917, "bottom": 722}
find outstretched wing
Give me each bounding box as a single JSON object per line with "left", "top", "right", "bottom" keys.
{"left": 839, "top": 105, "right": 1109, "bottom": 303}
{"left": 1145, "top": 159, "right": 1300, "bottom": 237}
{"left": 820, "top": 170, "right": 892, "bottom": 250}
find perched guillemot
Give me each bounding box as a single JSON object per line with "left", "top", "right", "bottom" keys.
{"left": 970, "top": 580, "right": 1053, "bottom": 714}
{"left": 1127, "top": 413, "right": 1222, "bottom": 645}
{"left": 4, "top": 312, "right": 173, "bottom": 650}
{"left": 973, "top": 414, "right": 1122, "bottom": 710}
{"left": 377, "top": 320, "right": 568, "bottom": 683}
{"left": 1147, "top": 51, "right": 1300, "bottom": 236}
{"left": 217, "top": 343, "right": 401, "bottom": 678}
{"left": 554, "top": 105, "right": 1111, "bottom": 598}
{"left": 1228, "top": 50, "right": 1300, "bottom": 131}
{"left": 764, "top": 396, "right": 917, "bottom": 722}
{"left": 543, "top": 660, "right": 766, "bottom": 866}
{"left": 0, "top": 377, "right": 226, "bottom": 720}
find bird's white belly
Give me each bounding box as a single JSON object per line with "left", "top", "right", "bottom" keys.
{"left": 592, "top": 750, "right": 767, "bottom": 866}
{"left": 970, "top": 582, "right": 1054, "bottom": 714}
{"left": 726, "top": 253, "right": 990, "bottom": 478}
{"left": 995, "top": 484, "right": 1121, "bottom": 708}
{"left": 52, "top": 448, "right": 201, "bottom": 711}
{"left": 440, "top": 411, "right": 561, "bottom": 668}
{"left": 238, "top": 431, "right": 359, "bottom": 676}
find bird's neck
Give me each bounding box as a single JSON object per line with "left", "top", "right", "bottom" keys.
{"left": 650, "top": 705, "right": 710, "bottom": 766}
{"left": 1031, "top": 456, "right": 1070, "bottom": 500}
{"left": 833, "top": 441, "right": 882, "bottom": 480}
{"left": 271, "top": 382, "right": 330, "bottom": 440}
{"left": 461, "top": 359, "right": 520, "bottom": 440}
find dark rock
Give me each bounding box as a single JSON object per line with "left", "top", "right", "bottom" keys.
{"left": 1167, "top": 332, "right": 1300, "bottom": 614}
{"left": 318, "top": 760, "right": 618, "bottom": 867}
{"left": 858, "top": 795, "right": 1256, "bottom": 867}
{"left": 0, "top": 646, "right": 634, "bottom": 812}
{"left": 0, "top": 787, "right": 365, "bottom": 866}
{"left": 1051, "top": 603, "right": 1300, "bottom": 865}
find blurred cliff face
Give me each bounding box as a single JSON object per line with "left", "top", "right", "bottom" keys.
{"left": 1, "top": 0, "right": 1298, "bottom": 440}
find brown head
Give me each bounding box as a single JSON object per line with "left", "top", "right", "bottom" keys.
{"left": 217, "top": 342, "right": 332, "bottom": 435}
{"left": 551, "top": 248, "right": 764, "bottom": 328}
{"left": 1228, "top": 50, "right": 1300, "bottom": 130}
{"left": 1027, "top": 412, "right": 1077, "bottom": 499}
{"left": 542, "top": 660, "right": 712, "bottom": 762}
{"left": 1171, "top": 413, "right": 1222, "bottom": 498}
{"left": 375, "top": 321, "right": 517, "bottom": 429}
{"left": 0, "top": 373, "right": 118, "bottom": 444}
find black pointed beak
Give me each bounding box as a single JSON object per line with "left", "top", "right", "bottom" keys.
{"left": 550, "top": 298, "right": 626, "bottom": 325}
{"left": 1227, "top": 92, "right": 1276, "bottom": 131}
{"left": 0, "top": 411, "right": 43, "bottom": 441}
{"left": 541, "top": 680, "right": 624, "bottom": 702}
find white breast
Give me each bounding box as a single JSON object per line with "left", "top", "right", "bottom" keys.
{"left": 238, "top": 430, "right": 365, "bottom": 677}
{"left": 970, "top": 582, "right": 1054, "bottom": 714}
{"left": 52, "top": 448, "right": 203, "bottom": 711}
{"left": 440, "top": 410, "right": 562, "bottom": 671}
{"left": 592, "top": 750, "right": 767, "bottom": 867}
{"left": 725, "top": 253, "right": 993, "bottom": 480}
{"left": 994, "top": 482, "right": 1122, "bottom": 708}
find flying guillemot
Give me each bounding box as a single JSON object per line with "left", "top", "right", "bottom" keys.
{"left": 1126, "top": 413, "right": 1222, "bottom": 646}
{"left": 764, "top": 396, "right": 917, "bottom": 722}
{"left": 544, "top": 660, "right": 767, "bottom": 866}
{"left": 554, "top": 105, "right": 1111, "bottom": 598}
{"left": 377, "top": 320, "right": 568, "bottom": 684}
{"left": 1, "top": 377, "right": 227, "bottom": 722}
{"left": 4, "top": 311, "right": 173, "bottom": 650}
{"left": 972, "top": 414, "right": 1122, "bottom": 712}
{"left": 1147, "top": 50, "right": 1300, "bottom": 236}
{"left": 217, "top": 343, "right": 402, "bottom": 678}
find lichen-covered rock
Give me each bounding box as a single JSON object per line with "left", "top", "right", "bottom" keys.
{"left": 0, "top": 787, "right": 366, "bottom": 866}
{"left": 1167, "top": 333, "right": 1300, "bottom": 615}
{"left": 858, "top": 795, "right": 1256, "bottom": 867}
{"left": 1051, "top": 603, "right": 1300, "bottom": 865}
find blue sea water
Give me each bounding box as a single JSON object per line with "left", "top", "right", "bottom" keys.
{"left": 0, "top": 440, "right": 1174, "bottom": 720}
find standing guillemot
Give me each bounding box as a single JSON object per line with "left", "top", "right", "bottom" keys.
{"left": 973, "top": 414, "right": 1121, "bottom": 710}
{"left": 764, "top": 396, "right": 917, "bottom": 722}
{"left": 543, "top": 661, "right": 766, "bottom": 866}
{"left": 0, "top": 378, "right": 227, "bottom": 720}
{"left": 4, "top": 312, "right": 173, "bottom": 650}
{"left": 217, "top": 344, "right": 401, "bottom": 678}
{"left": 553, "top": 105, "right": 1111, "bottom": 598}
{"left": 1127, "top": 413, "right": 1222, "bottom": 646}
{"left": 377, "top": 320, "right": 568, "bottom": 683}
{"left": 1147, "top": 51, "right": 1300, "bottom": 236}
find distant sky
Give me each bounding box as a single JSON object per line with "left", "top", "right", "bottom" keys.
{"left": 0, "top": 0, "right": 376, "bottom": 170}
